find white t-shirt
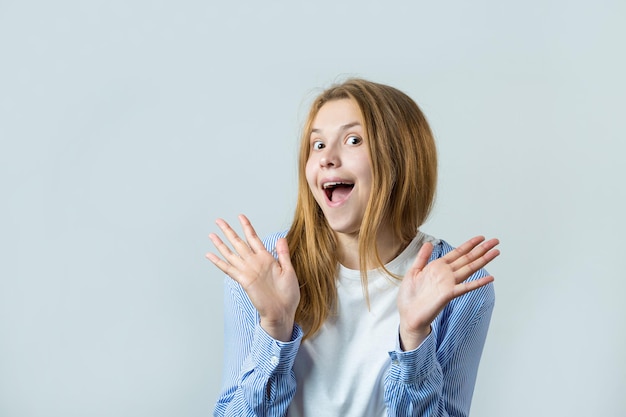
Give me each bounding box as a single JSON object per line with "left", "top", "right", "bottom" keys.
{"left": 288, "top": 232, "right": 436, "bottom": 417}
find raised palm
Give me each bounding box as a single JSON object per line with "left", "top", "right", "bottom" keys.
{"left": 206, "top": 215, "right": 300, "bottom": 342}
{"left": 397, "top": 236, "right": 500, "bottom": 350}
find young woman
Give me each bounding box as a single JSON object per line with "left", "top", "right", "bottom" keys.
{"left": 207, "top": 79, "right": 500, "bottom": 417}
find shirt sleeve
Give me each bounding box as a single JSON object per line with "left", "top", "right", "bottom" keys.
{"left": 383, "top": 240, "right": 496, "bottom": 417}
{"left": 213, "top": 277, "right": 303, "bottom": 417}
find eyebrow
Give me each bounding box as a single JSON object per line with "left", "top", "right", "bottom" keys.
{"left": 310, "top": 122, "right": 362, "bottom": 135}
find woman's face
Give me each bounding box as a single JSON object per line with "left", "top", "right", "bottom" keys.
{"left": 305, "top": 98, "right": 373, "bottom": 238}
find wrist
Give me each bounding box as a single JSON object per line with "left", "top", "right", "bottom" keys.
{"left": 399, "top": 325, "right": 431, "bottom": 351}
{"left": 260, "top": 317, "right": 295, "bottom": 342}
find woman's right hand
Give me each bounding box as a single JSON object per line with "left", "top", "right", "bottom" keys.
{"left": 206, "top": 214, "right": 300, "bottom": 342}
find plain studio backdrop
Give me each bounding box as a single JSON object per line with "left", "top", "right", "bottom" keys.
{"left": 1, "top": 0, "right": 624, "bottom": 416}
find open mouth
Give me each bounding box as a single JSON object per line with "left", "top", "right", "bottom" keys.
{"left": 323, "top": 181, "right": 354, "bottom": 202}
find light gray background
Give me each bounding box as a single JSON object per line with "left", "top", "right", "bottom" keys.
{"left": 1, "top": 0, "right": 624, "bottom": 416}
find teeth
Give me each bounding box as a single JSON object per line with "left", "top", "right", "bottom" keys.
{"left": 323, "top": 182, "right": 352, "bottom": 189}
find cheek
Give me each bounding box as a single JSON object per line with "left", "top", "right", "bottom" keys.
{"left": 355, "top": 158, "right": 373, "bottom": 192}
{"left": 304, "top": 159, "right": 316, "bottom": 190}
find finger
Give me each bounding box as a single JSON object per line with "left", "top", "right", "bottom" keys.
{"left": 215, "top": 218, "right": 253, "bottom": 257}
{"left": 449, "top": 238, "right": 500, "bottom": 271}
{"left": 208, "top": 232, "right": 244, "bottom": 266}
{"left": 407, "top": 242, "right": 433, "bottom": 276}
{"left": 276, "top": 238, "right": 294, "bottom": 273}
{"left": 205, "top": 251, "right": 236, "bottom": 278}
{"left": 453, "top": 248, "right": 500, "bottom": 282}
{"left": 442, "top": 236, "right": 486, "bottom": 264}
{"left": 452, "top": 275, "right": 495, "bottom": 298}
{"left": 238, "top": 214, "right": 267, "bottom": 254}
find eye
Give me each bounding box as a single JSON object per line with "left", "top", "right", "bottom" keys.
{"left": 346, "top": 135, "right": 362, "bottom": 145}
{"left": 312, "top": 140, "right": 325, "bottom": 150}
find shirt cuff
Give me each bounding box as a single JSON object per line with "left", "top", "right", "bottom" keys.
{"left": 250, "top": 323, "right": 303, "bottom": 376}
{"left": 387, "top": 332, "right": 437, "bottom": 384}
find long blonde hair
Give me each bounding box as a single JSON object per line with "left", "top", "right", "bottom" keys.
{"left": 286, "top": 79, "right": 438, "bottom": 338}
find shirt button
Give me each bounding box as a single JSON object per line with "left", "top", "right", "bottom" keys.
{"left": 392, "top": 359, "right": 399, "bottom": 365}
{"left": 270, "top": 356, "right": 279, "bottom": 366}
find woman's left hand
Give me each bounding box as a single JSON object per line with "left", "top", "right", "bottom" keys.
{"left": 397, "top": 236, "right": 500, "bottom": 351}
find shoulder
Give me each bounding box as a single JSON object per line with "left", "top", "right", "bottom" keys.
{"left": 429, "top": 239, "right": 491, "bottom": 282}
{"left": 225, "top": 230, "right": 287, "bottom": 293}
{"left": 260, "top": 230, "right": 289, "bottom": 258}
{"left": 430, "top": 238, "right": 496, "bottom": 314}
{"left": 225, "top": 230, "right": 288, "bottom": 296}
{"left": 426, "top": 239, "right": 496, "bottom": 352}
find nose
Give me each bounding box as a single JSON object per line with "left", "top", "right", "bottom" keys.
{"left": 320, "top": 147, "right": 341, "bottom": 168}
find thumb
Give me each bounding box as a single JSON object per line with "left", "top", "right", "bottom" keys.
{"left": 408, "top": 241, "right": 433, "bottom": 274}
{"left": 275, "top": 238, "right": 294, "bottom": 272}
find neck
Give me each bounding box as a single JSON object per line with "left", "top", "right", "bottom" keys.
{"left": 336, "top": 227, "right": 406, "bottom": 270}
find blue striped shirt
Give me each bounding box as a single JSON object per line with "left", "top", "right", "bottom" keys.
{"left": 214, "top": 231, "right": 495, "bottom": 417}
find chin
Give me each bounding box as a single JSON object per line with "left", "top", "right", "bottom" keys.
{"left": 324, "top": 219, "right": 361, "bottom": 236}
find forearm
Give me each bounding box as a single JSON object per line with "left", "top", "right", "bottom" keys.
{"left": 384, "top": 334, "right": 449, "bottom": 417}
{"left": 214, "top": 324, "right": 302, "bottom": 417}
{"left": 384, "top": 294, "right": 494, "bottom": 417}
{"left": 215, "top": 275, "right": 302, "bottom": 417}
